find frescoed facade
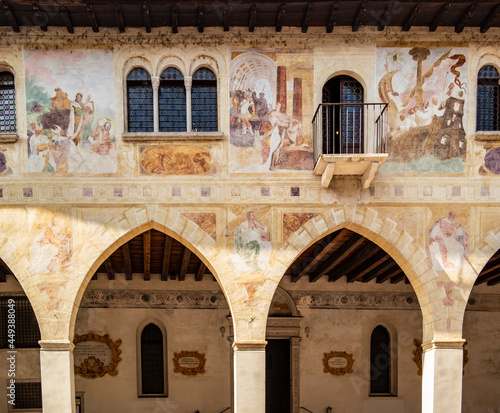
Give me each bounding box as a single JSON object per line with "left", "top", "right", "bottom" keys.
{"left": 0, "top": 4, "right": 500, "bottom": 413}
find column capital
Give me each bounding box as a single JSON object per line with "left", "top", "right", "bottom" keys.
{"left": 39, "top": 339, "right": 75, "bottom": 352}
{"left": 421, "top": 339, "right": 466, "bottom": 352}
{"left": 184, "top": 75, "right": 192, "bottom": 89}
{"left": 232, "top": 341, "right": 267, "bottom": 351}
{"left": 151, "top": 75, "right": 160, "bottom": 89}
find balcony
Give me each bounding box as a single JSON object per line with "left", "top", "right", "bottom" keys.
{"left": 312, "top": 103, "right": 389, "bottom": 189}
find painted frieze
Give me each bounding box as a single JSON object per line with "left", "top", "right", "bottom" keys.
{"left": 25, "top": 50, "right": 117, "bottom": 174}
{"left": 377, "top": 47, "right": 468, "bottom": 174}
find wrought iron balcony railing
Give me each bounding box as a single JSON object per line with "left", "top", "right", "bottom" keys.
{"left": 312, "top": 103, "right": 389, "bottom": 162}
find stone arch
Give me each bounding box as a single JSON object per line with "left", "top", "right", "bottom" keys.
{"left": 320, "top": 70, "right": 368, "bottom": 100}
{"left": 270, "top": 205, "right": 445, "bottom": 342}
{"left": 269, "top": 285, "right": 300, "bottom": 317}
{"left": 469, "top": 226, "right": 500, "bottom": 283}
{"left": 189, "top": 53, "right": 220, "bottom": 78}
{"left": 156, "top": 54, "right": 187, "bottom": 78}
{"left": 69, "top": 207, "right": 235, "bottom": 339}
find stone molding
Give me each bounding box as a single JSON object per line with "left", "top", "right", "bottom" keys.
{"left": 80, "top": 289, "right": 227, "bottom": 309}
{"left": 421, "top": 339, "right": 466, "bottom": 352}
{"left": 232, "top": 341, "right": 267, "bottom": 351}
{"left": 39, "top": 340, "right": 75, "bottom": 352}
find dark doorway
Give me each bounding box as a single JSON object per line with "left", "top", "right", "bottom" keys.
{"left": 322, "top": 75, "right": 364, "bottom": 154}
{"left": 266, "top": 339, "right": 291, "bottom": 413}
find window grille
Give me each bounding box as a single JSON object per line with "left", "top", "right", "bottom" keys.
{"left": 127, "top": 68, "right": 154, "bottom": 132}
{"left": 0, "top": 71, "right": 16, "bottom": 133}
{"left": 159, "top": 67, "right": 186, "bottom": 132}
{"left": 192, "top": 68, "right": 217, "bottom": 132}
{"left": 141, "top": 323, "right": 165, "bottom": 395}
{"left": 370, "top": 325, "right": 391, "bottom": 394}
{"left": 12, "top": 382, "right": 42, "bottom": 409}
{"left": 0, "top": 297, "right": 41, "bottom": 348}
{"left": 477, "top": 65, "right": 500, "bottom": 131}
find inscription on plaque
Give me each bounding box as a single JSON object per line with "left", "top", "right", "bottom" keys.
{"left": 322, "top": 351, "right": 354, "bottom": 376}
{"left": 173, "top": 351, "right": 206, "bottom": 376}
{"left": 73, "top": 333, "right": 122, "bottom": 379}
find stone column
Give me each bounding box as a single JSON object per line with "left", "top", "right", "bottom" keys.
{"left": 40, "top": 340, "right": 76, "bottom": 413}
{"left": 151, "top": 76, "right": 160, "bottom": 132}
{"left": 233, "top": 341, "right": 266, "bottom": 413}
{"left": 185, "top": 75, "right": 193, "bottom": 132}
{"left": 421, "top": 340, "right": 465, "bottom": 413}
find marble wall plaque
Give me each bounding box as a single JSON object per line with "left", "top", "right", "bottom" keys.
{"left": 322, "top": 351, "right": 354, "bottom": 376}
{"left": 74, "top": 333, "right": 122, "bottom": 378}
{"left": 173, "top": 351, "right": 206, "bottom": 376}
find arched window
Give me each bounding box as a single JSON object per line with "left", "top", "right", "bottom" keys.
{"left": 127, "top": 68, "right": 154, "bottom": 132}
{"left": 370, "top": 325, "right": 391, "bottom": 395}
{"left": 477, "top": 65, "right": 500, "bottom": 131}
{"left": 0, "top": 71, "right": 16, "bottom": 133}
{"left": 140, "top": 323, "right": 167, "bottom": 396}
{"left": 192, "top": 67, "right": 217, "bottom": 132}
{"left": 159, "top": 67, "right": 186, "bottom": 132}
{"left": 322, "top": 75, "right": 364, "bottom": 154}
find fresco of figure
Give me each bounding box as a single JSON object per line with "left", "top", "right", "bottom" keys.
{"left": 428, "top": 211, "right": 469, "bottom": 271}
{"left": 231, "top": 211, "right": 272, "bottom": 272}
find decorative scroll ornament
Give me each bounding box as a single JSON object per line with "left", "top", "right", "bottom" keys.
{"left": 173, "top": 351, "right": 206, "bottom": 376}
{"left": 322, "top": 351, "right": 354, "bottom": 375}
{"left": 412, "top": 339, "right": 468, "bottom": 376}
{"left": 73, "top": 333, "right": 122, "bottom": 379}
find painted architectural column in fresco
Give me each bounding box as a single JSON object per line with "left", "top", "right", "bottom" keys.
{"left": 233, "top": 342, "right": 266, "bottom": 413}
{"left": 293, "top": 78, "right": 302, "bottom": 123}
{"left": 185, "top": 75, "right": 192, "bottom": 133}
{"left": 40, "top": 340, "right": 76, "bottom": 413}
{"left": 277, "top": 66, "right": 287, "bottom": 112}
{"left": 421, "top": 340, "right": 465, "bottom": 413}
{"left": 151, "top": 75, "right": 160, "bottom": 132}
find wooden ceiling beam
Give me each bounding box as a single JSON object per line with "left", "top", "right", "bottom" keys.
{"left": 143, "top": 230, "right": 151, "bottom": 281}
{"left": 86, "top": 3, "right": 99, "bottom": 32}
{"left": 122, "top": 243, "right": 133, "bottom": 280}
{"left": 326, "top": 0, "right": 340, "bottom": 33}
{"left": 352, "top": 0, "right": 366, "bottom": 32}
{"left": 104, "top": 258, "right": 114, "bottom": 280}
{"left": 142, "top": 2, "right": 151, "bottom": 33}
{"left": 363, "top": 260, "right": 397, "bottom": 283}
{"left": 249, "top": 4, "right": 257, "bottom": 32}
{"left": 114, "top": 1, "right": 125, "bottom": 33}
{"left": 346, "top": 251, "right": 389, "bottom": 282}
{"left": 1, "top": 1, "right": 20, "bottom": 32}
{"left": 487, "top": 276, "right": 500, "bottom": 286}
{"left": 223, "top": 4, "right": 230, "bottom": 31}
{"left": 376, "top": 267, "right": 403, "bottom": 283}
{"left": 402, "top": 2, "right": 422, "bottom": 31}
{"left": 0, "top": 270, "right": 5, "bottom": 283}
{"left": 60, "top": 5, "right": 74, "bottom": 33}
{"left": 179, "top": 247, "right": 191, "bottom": 281}
{"left": 197, "top": 5, "right": 205, "bottom": 33}
{"left": 276, "top": 3, "right": 286, "bottom": 32}
{"left": 195, "top": 262, "right": 206, "bottom": 281}
{"left": 291, "top": 231, "right": 343, "bottom": 282}
{"left": 309, "top": 233, "right": 364, "bottom": 282}
{"left": 378, "top": 0, "right": 395, "bottom": 31}
{"left": 328, "top": 244, "right": 380, "bottom": 282}
{"left": 481, "top": 3, "right": 500, "bottom": 33}
{"left": 161, "top": 236, "right": 172, "bottom": 281}
{"left": 33, "top": 3, "right": 48, "bottom": 31}
{"left": 171, "top": 4, "right": 178, "bottom": 33}
{"left": 390, "top": 272, "right": 407, "bottom": 284}
{"left": 475, "top": 266, "right": 500, "bottom": 285}
{"left": 429, "top": 2, "right": 450, "bottom": 32}
{"left": 455, "top": 1, "right": 477, "bottom": 33}
{"left": 302, "top": 2, "right": 313, "bottom": 33}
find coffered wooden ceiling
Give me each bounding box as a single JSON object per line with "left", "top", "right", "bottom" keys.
{"left": 1, "top": 1, "right": 499, "bottom": 34}
{"left": 1, "top": 227, "right": 498, "bottom": 286}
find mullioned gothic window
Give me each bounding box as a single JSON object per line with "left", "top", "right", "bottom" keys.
{"left": 192, "top": 67, "right": 217, "bottom": 132}
{"left": 127, "top": 68, "right": 154, "bottom": 132}
{"left": 0, "top": 71, "right": 16, "bottom": 133}
{"left": 477, "top": 65, "right": 500, "bottom": 131}
{"left": 159, "top": 67, "right": 186, "bottom": 132}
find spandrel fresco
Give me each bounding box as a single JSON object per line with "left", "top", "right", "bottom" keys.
{"left": 25, "top": 50, "right": 117, "bottom": 174}
{"left": 229, "top": 51, "right": 314, "bottom": 173}
{"left": 377, "top": 47, "right": 468, "bottom": 174}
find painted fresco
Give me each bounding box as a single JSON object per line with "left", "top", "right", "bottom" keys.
{"left": 0, "top": 149, "right": 12, "bottom": 175}
{"left": 25, "top": 50, "right": 116, "bottom": 174}
{"left": 227, "top": 209, "right": 272, "bottom": 272}
{"left": 140, "top": 146, "right": 214, "bottom": 175}
{"left": 229, "top": 51, "right": 314, "bottom": 173}
{"left": 377, "top": 47, "right": 468, "bottom": 174}
{"left": 181, "top": 213, "right": 217, "bottom": 241}
{"left": 479, "top": 146, "right": 500, "bottom": 176}
{"left": 428, "top": 211, "right": 469, "bottom": 271}
{"left": 283, "top": 213, "right": 319, "bottom": 241}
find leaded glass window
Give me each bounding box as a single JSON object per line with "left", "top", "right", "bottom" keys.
{"left": 370, "top": 325, "right": 391, "bottom": 395}
{"left": 477, "top": 65, "right": 500, "bottom": 131}
{"left": 192, "top": 67, "right": 217, "bottom": 132}
{"left": 0, "top": 297, "right": 41, "bottom": 348}
{"left": 141, "top": 323, "right": 165, "bottom": 395}
{"left": 159, "top": 67, "right": 186, "bottom": 132}
{"left": 0, "top": 71, "right": 16, "bottom": 133}
{"left": 127, "top": 68, "right": 154, "bottom": 132}
{"left": 341, "top": 79, "right": 363, "bottom": 149}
